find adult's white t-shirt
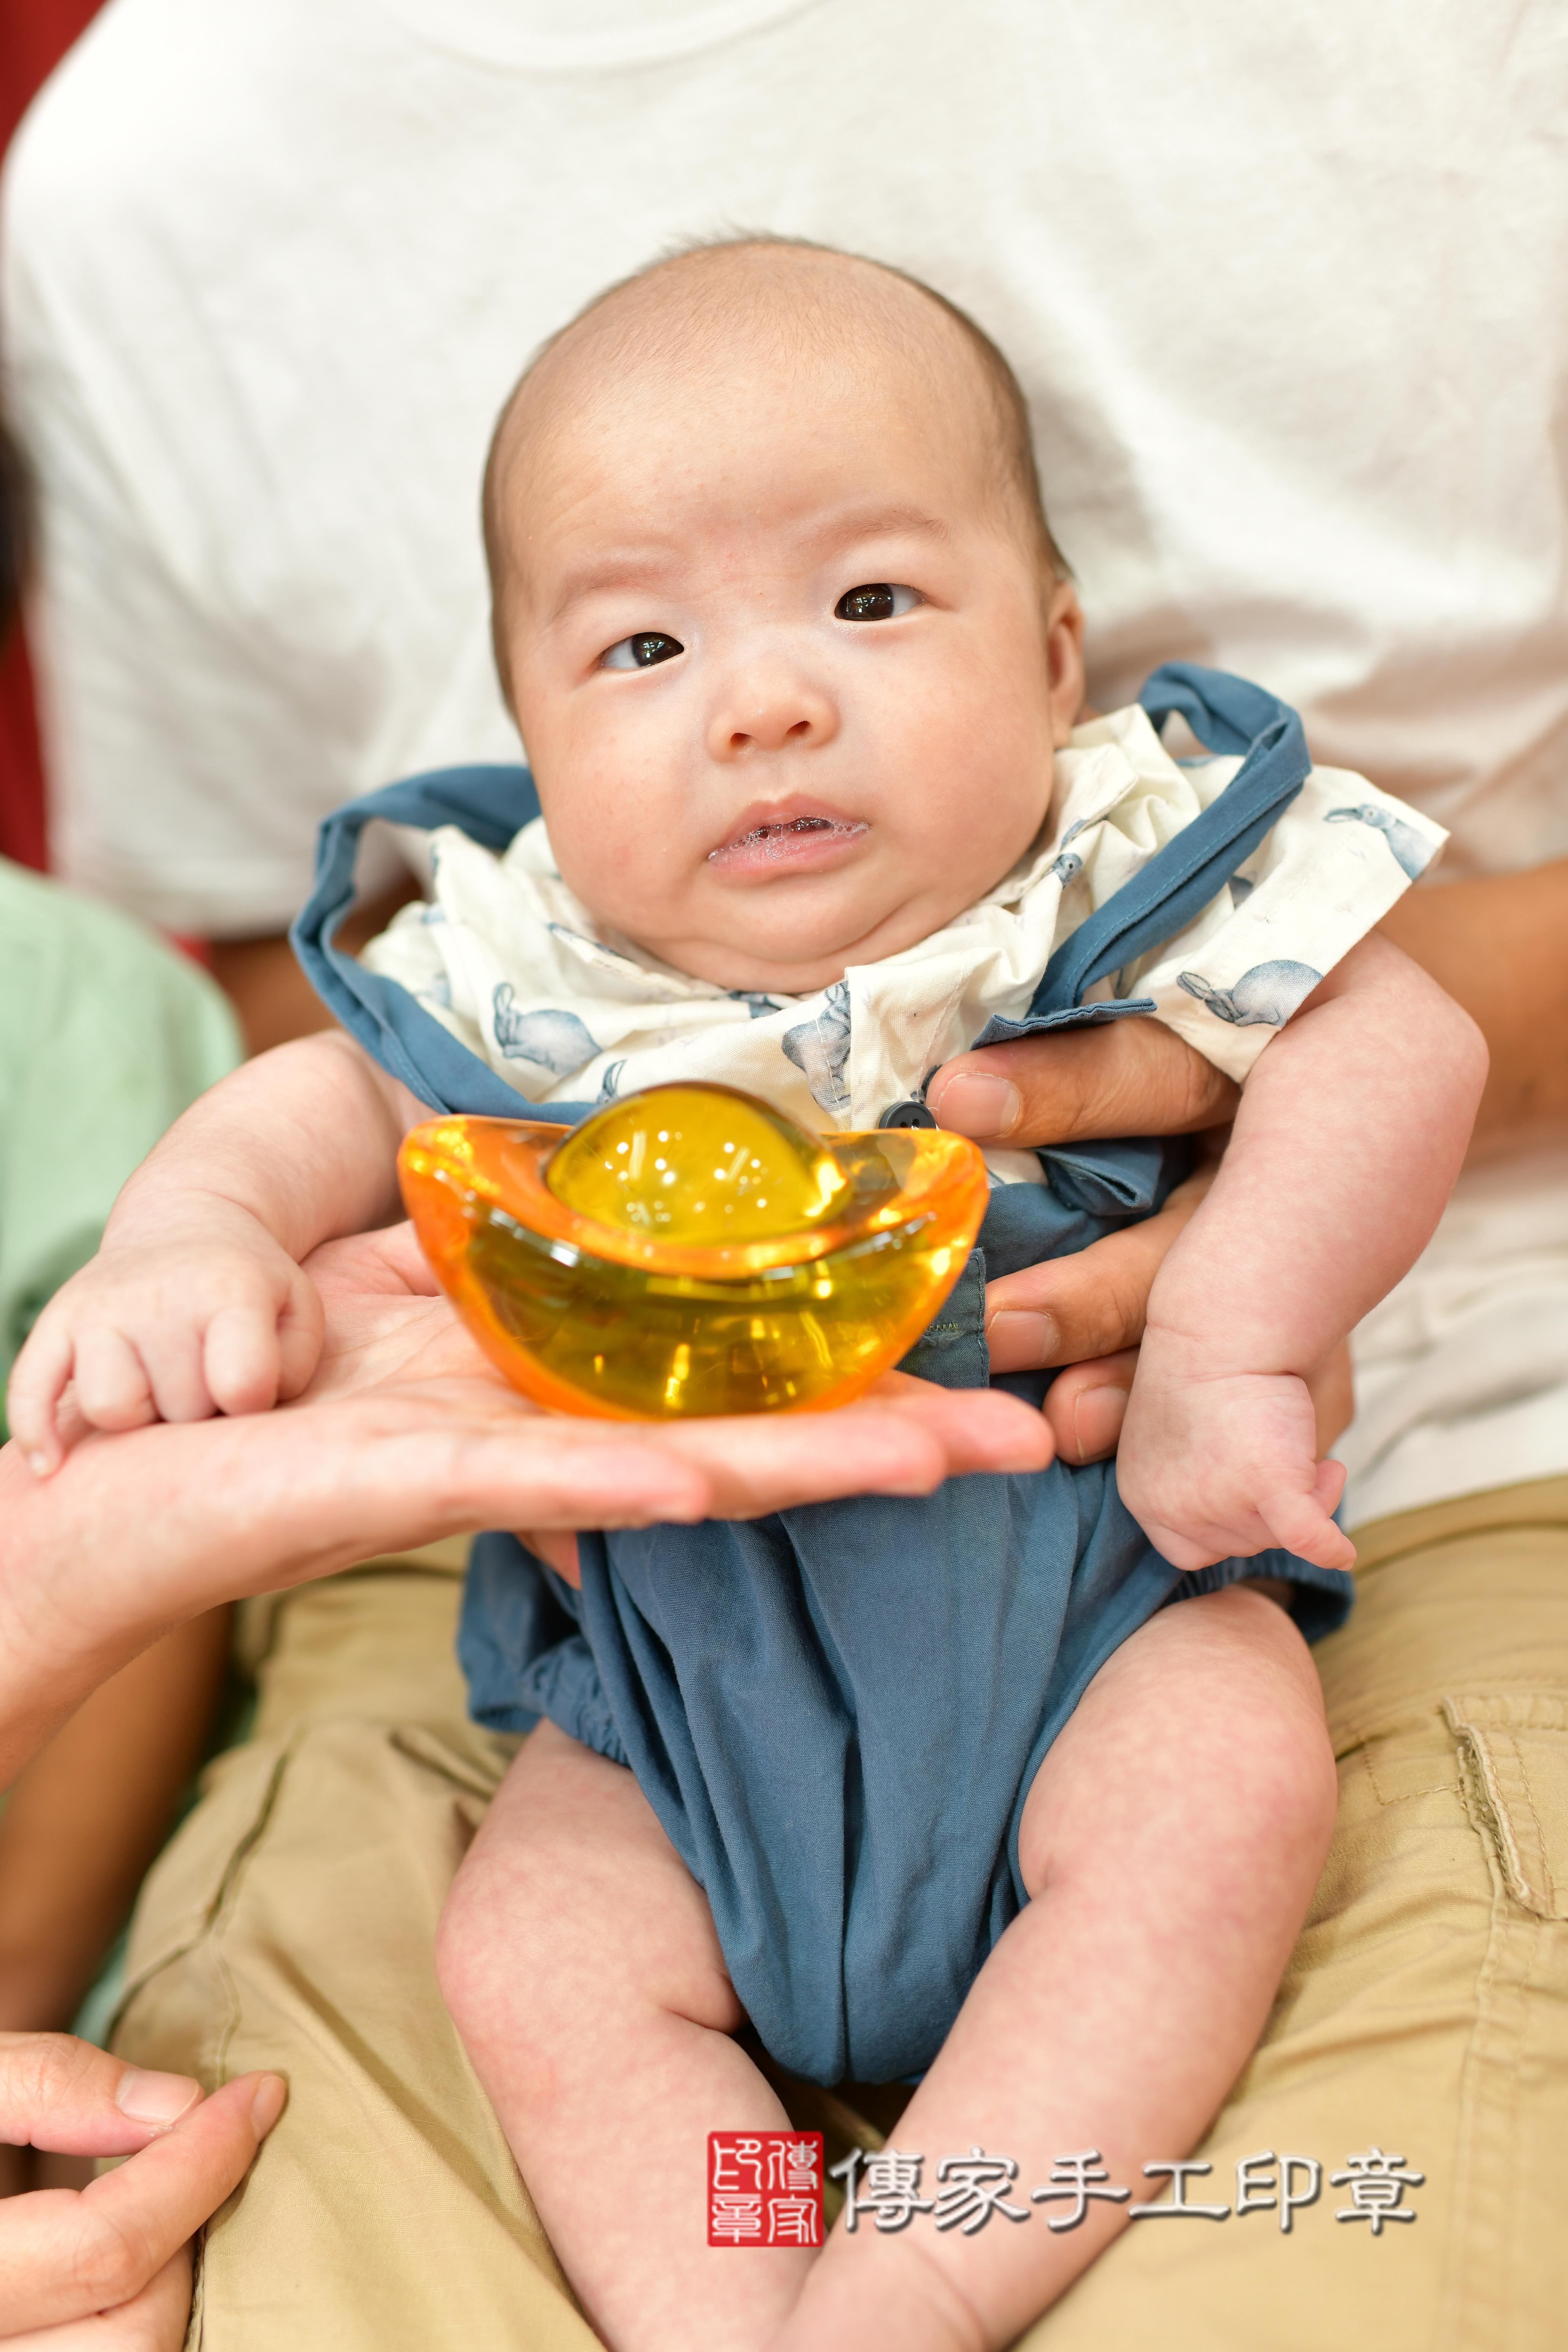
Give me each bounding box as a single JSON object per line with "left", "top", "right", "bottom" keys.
{"left": 3, "top": 0, "right": 1566, "bottom": 1523}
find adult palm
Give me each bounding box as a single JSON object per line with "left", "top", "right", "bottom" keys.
{"left": 0, "top": 1221, "right": 1051, "bottom": 1791}
{"left": 0, "top": 1222, "right": 1053, "bottom": 2346}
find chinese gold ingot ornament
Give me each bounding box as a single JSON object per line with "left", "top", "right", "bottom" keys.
{"left": 397, "top": 1082, "right": 989, "bottom": 1419}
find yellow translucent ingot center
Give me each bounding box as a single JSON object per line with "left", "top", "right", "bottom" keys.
{"left": 397, "top": 1084, "right": 990, "bottom": 1420}
{"left": 545, "top": 1086, "right": 850, "bottom": 1243}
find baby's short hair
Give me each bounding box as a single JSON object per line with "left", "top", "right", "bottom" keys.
{"left": 482, "top": 234, "right": 1067, "bottom": 681}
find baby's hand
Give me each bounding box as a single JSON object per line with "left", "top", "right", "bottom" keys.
{"left": 7, "top": 1198, "right": 324, "bottom": 1476}
{"left": 1115, "top": 1343, "right": 1355, "bottom": 1576}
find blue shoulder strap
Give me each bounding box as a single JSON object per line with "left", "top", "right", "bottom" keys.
{"left": 291, "top": 662, "right": 1308, "bottom": 1117}
{"left": 971, "top": 661, "right": 1310, "bottom": 1048}
{"left": 291, "top": 762, "right": 593, "bottom": 1122}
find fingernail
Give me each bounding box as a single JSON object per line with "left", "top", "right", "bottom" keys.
{"left": 985, "top": 1310, "right": 1061, "bottom": 1372}
{"left": 26, "top": 1451, "right": 52, "bottom": 1479}
{"left": 115, "top": 2067, "right": 202, "bottom": 2126}
{"left": 250, "top": 2074, "right": 288, "bottom": 2136}
{"left": 1070, "top": 1383, "right": 1129, "bottom": 1465}
{"left": 929, "top": 1071, "right": 1021, "bottom": 1139}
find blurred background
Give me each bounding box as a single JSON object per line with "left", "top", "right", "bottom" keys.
{"left": 0, "top": 0, "right": 97, "bottom": 876}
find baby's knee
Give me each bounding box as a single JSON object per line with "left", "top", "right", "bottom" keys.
{"left": 1226, "top": 1666, "right": 1339, "bottom": 1883}
{"left": 1020, "top": 1586, "right": 1339, "bottom": 1901}
{"left": 1166, "top": 1608, "right": 1339, "bottom": 1939}
{"left": 436, "top": 1796, "right": 740, "bottom": 2076}
{"left": 435, "top": 1819, "right": 582, "bottom": 2046}
{"left": 1237, "top": 1586, "right": 1337, "bottom": 1773}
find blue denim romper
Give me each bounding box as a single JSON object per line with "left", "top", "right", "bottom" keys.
{"left": 294, "top": 665, "right": 1353, "bottom": 2086}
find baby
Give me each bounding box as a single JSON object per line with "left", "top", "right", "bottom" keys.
{"left": 10, "top": 242, "right": 1484, "bottom": 2351}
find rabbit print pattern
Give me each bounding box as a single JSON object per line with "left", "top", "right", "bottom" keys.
{"left": 360, "top": 698, "right": 1446, "bottom": 1135}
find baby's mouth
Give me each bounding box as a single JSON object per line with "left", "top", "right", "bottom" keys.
{"left": 708, "top": 811, "right": 869, "bottom": 867}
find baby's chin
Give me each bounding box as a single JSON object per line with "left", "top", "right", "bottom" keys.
{"left": 618, "top": 901, "right": 944, "bottom": 997}
{"left": 641, "top": 938, "right": 857, "bottom": 996}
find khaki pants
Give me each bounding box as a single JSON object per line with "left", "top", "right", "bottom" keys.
{"left": 114, "top": 1481, "right": 1568, "bottom": 2349}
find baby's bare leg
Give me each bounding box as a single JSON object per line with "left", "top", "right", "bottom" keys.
{"left": 436, "top": 1721, "right": 811, "bottom": 2352}
{"left": 767, "top": 1585, "right": 1337, "bottom": 2352}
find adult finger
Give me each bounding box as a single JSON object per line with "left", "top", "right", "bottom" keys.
{"left": 0, "top": 2039, "right": 200, "bottom": 2159}
{"left": 478, "top": 1382, "right": 1049, "bottom": 1532}
{"left": 857, "top": 1374, "right": 1057, "bottom": 1479}
{"left": 928, "top": 1018, "right": 1238, "bottom": 1148}
{"left": 1042, "top": 1351, "right": 1141, "bottom": 1466}
{"left": 0, "top": 1340, "right": 1063, "bottom": 1793}
{"left": 0, "top": 2074, "right": 285, "bottom": 2338}
{"left": 649, "top": 1380, "right": 1054, "bottom": 1521}
{"left": 983, "top": 1161, "right": 1217, "bottom": 1373}
{"left": 3, "top": 2246, "right": 191, "bottom": 2349}
{"left": 515, "top": 1529, "right": 581, "bottom": 1585}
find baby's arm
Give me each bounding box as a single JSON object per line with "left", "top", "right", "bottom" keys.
{"left": 1117, "top": 934, "right": 1487, "bottom": 1571}
{"left": 7, "top": 1031, "right": 420, "bottom": 1473}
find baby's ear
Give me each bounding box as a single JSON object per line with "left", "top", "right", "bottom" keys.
{"left": 1044, "top": 578, "right": 1086, "bottom": 744}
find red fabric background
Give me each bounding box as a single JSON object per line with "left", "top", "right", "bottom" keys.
{"left": 0, "top": 0, "right": 103, "bottom": 871}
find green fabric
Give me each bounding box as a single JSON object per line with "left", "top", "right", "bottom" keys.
{"left": 0, "top": 858, "right": 242, "bottom": 1435}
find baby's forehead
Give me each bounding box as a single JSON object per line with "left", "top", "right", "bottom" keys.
{"left": 495, "top": 247, "right": 1000, "bottom": 513}
{"left": 550, "top": 248, "right": 976, "bottom": 390}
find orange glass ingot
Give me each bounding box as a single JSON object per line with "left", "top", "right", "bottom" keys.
{"left": 397, "top": 1082, "right": 988, "bottom": 1419}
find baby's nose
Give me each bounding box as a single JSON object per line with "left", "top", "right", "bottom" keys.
{"left": 708, "top": 670, "right": 838, "bottom": 758}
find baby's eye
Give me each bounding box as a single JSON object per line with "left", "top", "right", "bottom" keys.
{"left": 835, "top": 583, "right": 921, "bottom": 624}
{"left": 601, "top": 632, "right": 685, "bottom": 671}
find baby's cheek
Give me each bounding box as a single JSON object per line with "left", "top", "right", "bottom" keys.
{"left": 896, "top": 703, "right": 1052, "bottom": 898}
{"left": 543, "top": 788, "right": 659, "bottom": 915}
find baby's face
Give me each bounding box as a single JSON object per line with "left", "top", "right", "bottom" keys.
{"left": 496, "top": 335, "right": 1083, "bottom": 994}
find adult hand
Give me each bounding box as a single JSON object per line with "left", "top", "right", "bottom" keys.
{"left": 294, "top": 1220, "right": 1053, "bottom": 1523}
{"left": 0, "top": 1224, "right": 1051, "bottom": 1789}
{"left": 929, "top": 1016, "right": 1236, "bottom": 1368}
{"left": 926, "top": 1019, "right": 1352, "bottom": 1462}
{"left": 0, "top": 1237, "right": 1047, "bottom": 2339}
{"left": 0, "top": 2036, "right": 284, "bottom": 2344}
